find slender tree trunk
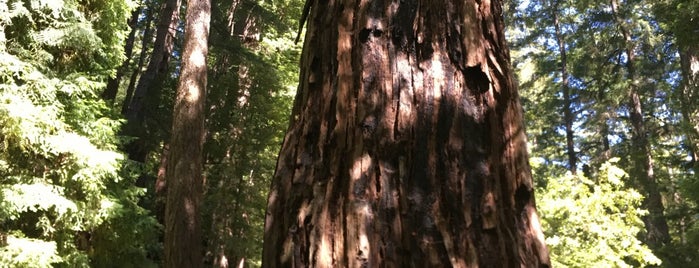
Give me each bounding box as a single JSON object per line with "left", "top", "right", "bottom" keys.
{"left": 583, "top": 84, "right": 612, "bottom": 180}
{"left": 203, "top": 3, "right": 263, "bottom": 264}
{"left": 122, "top": 6, "right": 155, "bottom": 115}
{"left": 126, "top": 0, "right": 180, "bottom": 124}
{"left": 598, "top": 86, "right": 611, "bottom": 161}
{"left": 552, "top": 0, "right": 576, "bottom": 174}
{"left": 124, "top": 0, "right": 181, "bottom": 163}
{"left": 102, "top": 7, "right": 141, "bottom": 103}
{"left": 163, "top": 0, "right": 210, "bottom": 266}
{"left": 155, "top": 143, "right": 169, "bottom": 224}
{"left": 610, "top": 0, "right": 670, "bottom": 249}
{"left": 262, "top": 0, "right": 550, "bottom": 267}
{"left": 679, "top": 47, "right": 699, "bottom": 170}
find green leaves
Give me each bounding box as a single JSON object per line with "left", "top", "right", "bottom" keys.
{"left": 0, "top": 236, "right": 62, "bottom": 267}
{"left": 511, "top": 0, "right": 699, "bottom": 263}
{"left": 200, "top": 0, "right": 300, "bottom": 264}
{"left": 1, "top": 183, "right": 77, "bottom": 221}
{"left": 0, "top": 0, "right": 157, "bottom": 266}
{"left": 538, "top": 159, "right": 661, "bottom": 267}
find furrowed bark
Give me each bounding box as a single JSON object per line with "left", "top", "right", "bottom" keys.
{"left": 163, "top": 0, "right": 210, "bottom": 266}
{"left": 262, "top": 0, "right": 550, "bottom": 267}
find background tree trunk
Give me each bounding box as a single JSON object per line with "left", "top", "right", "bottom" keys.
{"left": 124, "top": 0, "right": 181, "bottom": 164}
{"left": 121, "top": 5, "right": 154, "bottom": 116}
{"left": 679, "top": 47, "right": 699, "bottom": 170}
{"left": 552, "top": 0, "right": 576, "bottom": 174}
{"left": 610, "top": 0, "right": 670, "bottom": 249}
{"left": 262, "top": 0, "right": 550, "bottom": 267}
{"left": 102, "top": 7, "right": 141, "bottom": 103}
{"left": 163, "top": 0, "right": 210, "bottom": 266}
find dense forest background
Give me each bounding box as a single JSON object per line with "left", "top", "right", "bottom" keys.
{"left": 0, "top": 0, "right": 697, "bottom": 267}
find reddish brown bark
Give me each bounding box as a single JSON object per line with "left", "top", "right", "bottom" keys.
{"left": 262, "top": 0, "right": 550, "bottom": 267}
{"left": 154, "top": 143, "right": 169, "bottom": 225}
{"left": 163, "top": 0, "right": 210, "bottom": 266}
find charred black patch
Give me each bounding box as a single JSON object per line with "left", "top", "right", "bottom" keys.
{"left": 391, "top": 27, "right": 406, "bottom": 49}
{"left": 359, "top": 28, "right": 384, "bottom": 43}
{"left": 417, "top": 37, "right": 434, "bottom": 62}
{"left": 361, "top": 115, "right": 378, "bottom": 137}
{"left": 390, "top": 0, "right": 417, "bottom": 51}
{"left": 373, "top": 29, "right": 383, "bottom": 37}
{"left": 464, "top": 66, "right": 490, "bottom": 94}
{"left": 359, "top": 28, "right": 372, "bottom": 43}
{"left": 447, "top": 25, "right": 464, "bottom": 68}
{"left": 514, "top": 184, "right": 532, "bottom": 213}
{"left": 309, "top": 55, "right": 322, "bottom": 87}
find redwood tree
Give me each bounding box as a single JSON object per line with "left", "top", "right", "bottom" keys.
{"left": 262, "top": 0, "right": 550, "bottom": 266}
{"left": 123, "top": 0, "right": 181, "bottom": 164}
{"left": 163, "top": 0, "right": 210, "bottom": 266}
{"left": 610, "top": 0, "right": 670, "bottom": 248}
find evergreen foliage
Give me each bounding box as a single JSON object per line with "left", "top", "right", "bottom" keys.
{"left": 535, "top": 159, "right": 660, "bottom": 267}
{"left": 201, "top": 0, "right": 299, "bottom": 265}
{"left": 0, "top": 0, "right": 158, "bottom": 266}
{"left": 511, "top": 0, "right": 699, "bottom": 266}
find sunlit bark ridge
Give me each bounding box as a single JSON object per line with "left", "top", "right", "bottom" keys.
{"left": 263, "top": 0, "right": 550, "bottom": 266}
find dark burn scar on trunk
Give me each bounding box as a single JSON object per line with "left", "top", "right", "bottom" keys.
{"left": 359, "top": 28, "right": 372, "bottom": 43}
{"left": 464, "top": 65, "right": 490, "bottom": 94}
{"left": 359, "top": 27, "right": 385, "bottom": 43}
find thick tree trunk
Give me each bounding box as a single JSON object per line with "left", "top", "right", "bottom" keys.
{"left": 262, "top": 0, "right": 550, "bottom": 267}
{"left": 102, "top": 7, "right": 141, "bottom": 103}
{"left": 163, "top": 0, "right": 210, "bottom": 266}
{"left": 552, "top": 0, "right": 576, "bottom": 174}
{"left": 123, "top": 0, "right": 181, "bottom": 163}
{"left": 610, "top": 0, "right": 670, "bottom": 249}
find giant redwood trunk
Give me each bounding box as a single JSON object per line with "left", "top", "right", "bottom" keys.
{"left": 262, "top": 0, "right": 550, "bottom": 266}
{"left": 163, "top": 0, "right": 210, "bottom": 266}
